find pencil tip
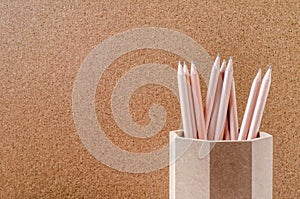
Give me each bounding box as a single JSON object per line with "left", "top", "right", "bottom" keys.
{"left": 255, "top": 68, "right": 262, "bottom": 79}
{"left": 178, "top": 61, "right": 183, "bottom": 74}
{"left": 258, "top": 68, "right": 262, "bottom": 74}
{"left": 227, "top": 57, "right": 233, "bottom": 65}
{"left": 213, "top": 54, "right": 221, "bottom": 69}
{"left": 191, "top": 61, "right": 197, "bottom": 74}
{"left": 226, "top": 57, "right": 233, "bottom": 71}
{"left": 264, "top": 66, "right": 272, "bottom": 79}
{"left": 183, "top": 62, "right": 189, "bottom": 74}
{"left": 220, "top": 59, "right": 227, "bottom": 72}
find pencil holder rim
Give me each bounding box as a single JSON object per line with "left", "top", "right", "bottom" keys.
{"left": 170, "top": 130, "right": 272, "bottom": 143}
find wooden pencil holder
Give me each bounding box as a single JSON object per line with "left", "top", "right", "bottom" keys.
{"left": 169, "top": 130, "right": 272, "bottom": 199}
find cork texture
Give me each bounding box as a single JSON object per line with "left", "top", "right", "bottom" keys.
{"left": 1, "top": 0, "right": 299, "bottom": 198}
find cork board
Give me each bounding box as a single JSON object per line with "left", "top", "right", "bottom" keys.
{"left": 1, "top": 0, "right": 299, "bottom": 198}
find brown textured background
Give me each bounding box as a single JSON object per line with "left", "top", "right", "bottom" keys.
{"left": 1, "top": 0, "right": 299, "bottom": 198}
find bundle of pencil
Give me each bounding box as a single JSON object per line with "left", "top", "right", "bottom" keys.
{"left": 177, "top": 54, "right": 272, "bottom": 140}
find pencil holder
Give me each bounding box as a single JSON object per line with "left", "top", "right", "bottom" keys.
{"left": 169, "top": 130, "right": 272, "bottom": 199}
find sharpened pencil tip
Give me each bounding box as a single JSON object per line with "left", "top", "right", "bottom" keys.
{"left": 217, "top": 53, "right": 220, "bottom": 58}
{"left": 178, "top": 61, "right": 183, "bottom": 74}
{"left": 227, "top": 56, "right": 233, "bottom": 65}
{"left": 255, "top": 68, "right": 262, "bottom": 80}
{"left": 183, "top": 62, "right": 189, "bottom": 74}
{"left": 263, "top": 65, "right": 272, "bottom": 80}
{"left": 226, "top": 57, "right": 233, "bottom": 72}
{"left": 191, "top": 61, "right": 197, "bottom": 75}
{"left": 220, "top": 59, "right": 227, "bottom": 72}
{"left": 213, "top": 54, "right": 221, "bottom": 69}
{"left": 258, "top": 68, "right": 262, "bottom": 75}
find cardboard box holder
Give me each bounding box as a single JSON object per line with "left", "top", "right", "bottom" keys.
{"left": 169, "top": 130, "right": 272, "bottom": 199}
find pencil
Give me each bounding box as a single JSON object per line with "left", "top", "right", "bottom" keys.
{"left": 228, "top": 78, "right": 239, "bottom": 140}
{"left": 177, "top": 62, "right": 195, "bottom": 138}
{"left": 220, "top": 59, "right": 227, "bottom": 75}
{"left": 214, "top": 57, "right": 233, "bottom": 140}
{"left": 247, "top": 66, "right": 272, "bottom": 140}
{"left": 190, "top": 61, "right": 206, "bottom": 139}
{"left": 205, "top": 54, "right": 220, "bottom": 134}
{"left": 238, "top": 69, "right": 262, "bottom": 140}
{"left": 224, "top": 116, "right": 231, "bottom": 140}
{"left": 207, "top": 59, "right": 226, "bottom": 140}
{"left": 220, "top": 59, "right": 236, "bottom": 140}
{"left": 183, "top": 62, "right": 197, "bottom": 138}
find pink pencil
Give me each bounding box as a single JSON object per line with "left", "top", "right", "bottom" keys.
{"left": 190, "top": 61, "right": 206, "bottom": 139}
{"left": 247, "top": 67, "right": 272, "bottom": 140}
{"left": 228, "top": 78, "right": 239, "bottom": 140}
{"left": 207, "top": 59, "right": 226, "bottom": 140}
{"left": 205, "top": 54, "right": 220, "bottom": 134}
{"left": 224, "top": 117, "right": 231, "bottom": 140}
{"left": 238, "top": 69, "right": 262, "bottom": 140}
{"left": 214, "top": 57, "right": 233, "bottom": 140}
{"left": 177, "top": 61, "right": 195, "bottom": 138}
{"left": 220, "top": 59, "right": 227, "bottom": 76}
{"left": 183, "top": 62, "right": 197, "bottom": 139}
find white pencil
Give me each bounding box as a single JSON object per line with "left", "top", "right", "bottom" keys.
{"left": 205, "top": 54, "right": 220, "bottom": 134}
{"left": 177, "top": 62, "right": 196, "bottom": 138}
{"left": 238, "top": 69, "right": 262, "bottom": 140}
{"left": 214, "top": 57, "right": 233, "bottom": 140}
{"left": 190, "top": 61, "right": 206, "bottom": 139}
{"left": 183, "top": 62, "right": 197, "bottom": 139}
{"left": 247, "top": 66, "right": 272, "bottom": 140}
